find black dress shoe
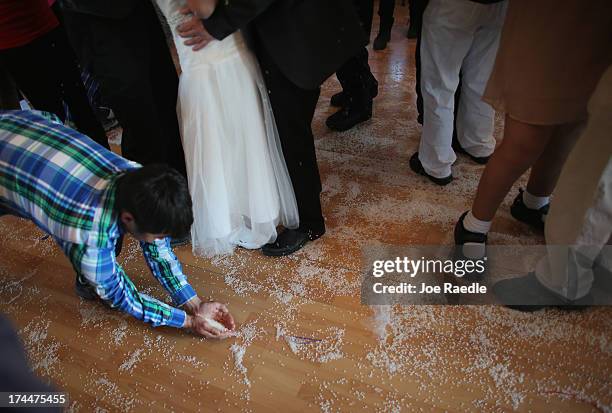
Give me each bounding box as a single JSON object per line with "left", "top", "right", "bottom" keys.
{"left": 373, "top": 32, "right": 390, "bottom": 51}
{"left": 326, "top": 102, "right": 373, "bottom": 131}
{"left": 510, "top": 188, "right": 548, "bottom": 231}
{"left": 373, "top": 28, "right": 392, "bottom": 51}
{"left": 330, "top": 91, "right": 347, "bottom": 108}
{"left": 454, "top": 211, "right": 487, "bottom": 261}
{"left": 409, "top": 152, "right": 453, "bottom": 186}
{"left": 452, "top": 136, "right": 490, "bottom": 165}
{"left": 493, "top": 272, "right": 592, "bottom": 312}
{"left": 262, "top": 229, "right": 321, "bottom": 257}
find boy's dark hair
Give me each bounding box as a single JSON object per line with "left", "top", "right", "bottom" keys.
{"left": 115, "top": 165, "right": 193, "bottom": 238}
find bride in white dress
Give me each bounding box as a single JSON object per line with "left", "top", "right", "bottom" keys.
{"left": 154, "top": 0, "right": 299, "bottom": 256}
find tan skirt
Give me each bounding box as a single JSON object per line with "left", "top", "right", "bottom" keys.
{"left": 483, "top": 0, "right": 612, "bottom": 125}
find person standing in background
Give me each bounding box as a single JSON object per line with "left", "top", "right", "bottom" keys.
{"left": 326, "top": 0, "right": 379, "bottom": 132}
{"left": 454, "top": 0, "right": 612, "bottom": 263}
{"left": 0, "top": 66, "right": 20, "bottom": 110}
{"left": 0, "top": 0, "right": 108, "bottom": 148}
{"left": 58, "top": 0, "right": 187, "bottom": 177}
{"left": 493, "top": 65, "right": 612, "bottom": 310}
{"left": 178, "top": 0, "right": 366, "bottom": 255}
{"left": 410, "top": 0, "right": 507, "bottom": 186}
{"left": 372, "top": 0, "right": 395, "bottom": 50}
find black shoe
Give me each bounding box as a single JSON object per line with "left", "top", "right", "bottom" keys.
{"left": 330, "top": 78, "right": 379, "bottom": 108}
{"left": 326, "top": 103, "right": 373, "bottom": 131}
{"left": 374, "top": 18, "right": 393, "bottom": 51}
{"left": 330, "top": 92, "right": 347, "bottom": 108}
{"left": 75, "top": 275, "right": 98, "bottom": 301}
{"left": 373, "top": 32, "right": 390, "bottom": 51}
{"left": 454, "top": 211, "right": 488, "bottom": 261}
{"left": 452, "top": 136, "right": 490, "bottom": 165}
{"left": 262, "top": 228, "right": 323, "bottom": 257}
{"left": 409, "top": 152, "right": 453, "bottom": 186}
{"left": 406, "top": 26, "right": 418, "bottom": 39}
{"left": 493, "top": 272, "right": 592, "bottom": 312}
{"left": 510, "top": 188, "right": 548, "bottom": 232}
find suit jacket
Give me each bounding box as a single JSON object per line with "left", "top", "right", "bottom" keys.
{"left": 204, "top": 0, "right": 366, "bottom": 89}
{"left": 59, "top": 0, "right": 138, "bottom": 19}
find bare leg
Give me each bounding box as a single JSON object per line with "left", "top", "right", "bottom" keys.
{"left": 525, "top": 122, "right": 583, "bottom": 197}
{"left": 471, "top": 115, "right": 555, "bottom": 221}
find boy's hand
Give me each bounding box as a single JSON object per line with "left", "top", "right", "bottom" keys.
{"left": 197, "top": 302, "right": 236, "bottom": 332}
{"left": 182, "top": 296, "right": 203, "bottom": 315}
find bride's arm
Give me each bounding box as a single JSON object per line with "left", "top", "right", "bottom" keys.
{"left": 186, "top": 0, "right": 217, "bottom": 19}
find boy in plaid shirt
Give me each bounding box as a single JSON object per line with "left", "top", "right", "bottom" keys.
{"left": 0, "top": 110, "right": 234, "bottom": 338}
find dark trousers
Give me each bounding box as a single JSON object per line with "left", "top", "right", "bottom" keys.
{"left": 254, "top": 42, "right": 325, "bottom": 236}
{"left": 0, "top": 65, "right": 20, "bottom": 110}
{"left": 337, "top": 47, "right": 375, "bottom": 109}
{"left": 60, "top": 1, "right": 187, "bottom": 176}
{"left": 0, "top": 27, "right": 108, "bottom": 149}
{"left": 378, "top": 0, "right": 396, "bottom": 27}
{"left": 353, "top": 0, "right": 375, "bottom": 40}
{"left": 335, "top": 0, "right": 376, "bottom": 109}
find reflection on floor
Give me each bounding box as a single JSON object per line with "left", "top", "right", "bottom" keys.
{"left": 1, "top": 4, "right": 610, "bottom": 412}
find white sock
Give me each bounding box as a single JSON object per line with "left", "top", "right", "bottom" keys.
{"left": 463, "top": 210, "right": 491, "bottom": 234}
{"left": 523, "top": 190, "right": 550, "bottom": 210}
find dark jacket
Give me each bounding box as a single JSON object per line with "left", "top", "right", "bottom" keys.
{"left": 204, "top": 0, "right": 366, "bottom": 89}
{"left": 58, "top": 0, "right": 138, "bottom": 19}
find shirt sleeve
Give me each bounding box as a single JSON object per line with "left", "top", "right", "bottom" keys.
{"left": 59, "top": 241, "right": 187, "bottom": 328}
{"left": 140, "top": 237, "right": 197, "bottom": 307}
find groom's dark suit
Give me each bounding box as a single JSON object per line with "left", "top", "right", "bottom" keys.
{"left": 204, "top": 0, "right": 365, "bottom": 237}
{"left": 58, "top": 0, "right": 187, "bottom": 177}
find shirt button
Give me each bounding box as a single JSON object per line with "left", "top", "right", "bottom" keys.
{"left": 268, "top": 90, "right": 272, "bottom": 95}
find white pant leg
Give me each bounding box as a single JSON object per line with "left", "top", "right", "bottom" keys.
{"left": 535, "top": 66, "right": 612, "bottom": 300}
{"left": 456, "top": 1, "right": 507, "bottom": 158}
{"left": 419, "top": 0, "right": 479, "bottom": 178}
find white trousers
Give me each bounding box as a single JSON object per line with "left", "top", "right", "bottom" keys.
{"left": 419, "top": 0, "right": 506, "bottom": 178}
{"left": 535, "top": 66, "right": 612, "bottom": 301}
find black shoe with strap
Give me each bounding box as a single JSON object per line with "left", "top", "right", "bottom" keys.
{"left": 510, "top": 188, "right": 548, "bottom": 232}
{"left": 409, "top": 152, "right": 453, "bottom": 186}
{"left": 453, "top": 211, "right": 488, "bottom": 260}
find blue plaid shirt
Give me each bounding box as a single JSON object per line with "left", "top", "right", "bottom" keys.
{"left": 0, "top": 111, "right": 196, "bottom": 328}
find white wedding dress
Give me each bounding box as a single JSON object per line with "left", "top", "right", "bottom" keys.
{"left": 155, "top": 0, "right": 299, "bottom": 256}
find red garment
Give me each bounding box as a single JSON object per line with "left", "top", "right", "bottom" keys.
{"left": 0, "top": 0, "right": 59, "bottom": 50}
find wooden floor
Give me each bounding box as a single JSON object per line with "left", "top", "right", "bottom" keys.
{"left": 1, "top": 4, "right": 611, "bottom": 413}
